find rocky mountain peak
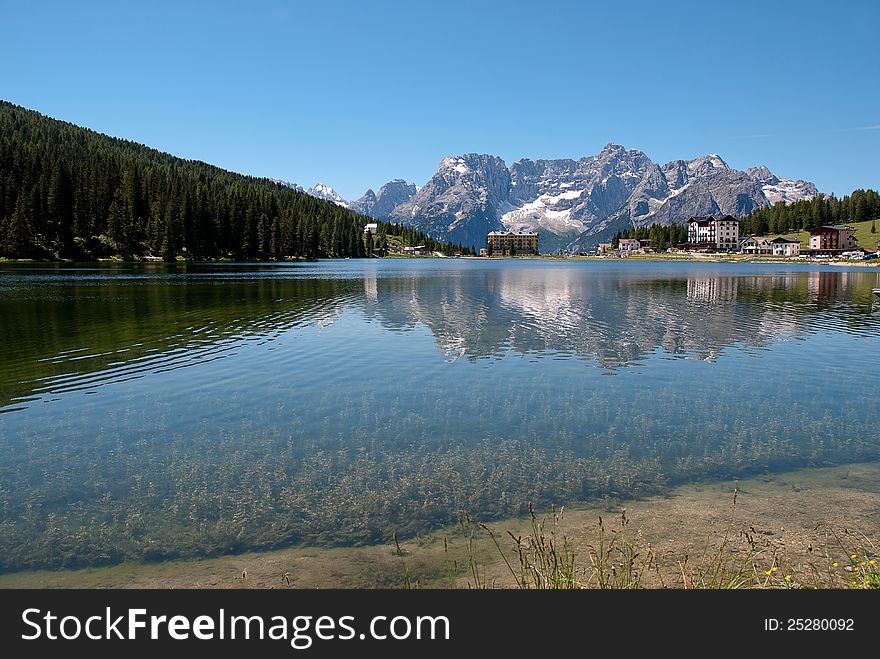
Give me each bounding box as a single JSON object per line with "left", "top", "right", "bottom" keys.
{"left": 600, "top": 142, "right": 625, "bottom": 154}
{"left": 687, "top": 154, "right": 731, "bottom": 177}
{"left": 305, "top": 183, "right": 349, "bottom": 207}
{"left": 745, "top": 165, "right": 778, "bottom": 184}
{"left": 350, "top": 179, "right": 418, "bottom": 219}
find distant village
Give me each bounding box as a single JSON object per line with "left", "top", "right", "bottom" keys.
{"left": 478, "top": 215, "right": 880, "bottom": 260}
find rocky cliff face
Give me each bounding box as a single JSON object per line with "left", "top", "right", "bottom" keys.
{"left": 350, "top": 179, "right": 417, "bottom": 218}
{"left": 387, "top": 154, "right": 512, "bottom": 248}
{"left": 745, "top": 165, "right": 818, "bottom": 205}
{"left": 500, "top": 145, "right": 655, "bottom": 251}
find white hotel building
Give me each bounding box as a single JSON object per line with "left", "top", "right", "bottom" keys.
{"left": 687, "top": 215, "right": 740, "bottom": 251}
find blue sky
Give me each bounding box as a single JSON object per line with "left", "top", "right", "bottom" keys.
{"left": 2, "top": 0, "right": 877, "bottom": 199}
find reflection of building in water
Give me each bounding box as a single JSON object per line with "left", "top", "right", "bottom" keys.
{"left": 807, "top": 271, "right": 842, "bottom": 302}
{"left": 364, "top": 276, "right": 378, "bottom": 301}
{"left": 687, "top": 276, "right": 739, "bottom": 303}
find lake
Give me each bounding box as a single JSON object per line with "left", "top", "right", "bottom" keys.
{"left": 1, "top": 259, "right": 879, "bottom": 573}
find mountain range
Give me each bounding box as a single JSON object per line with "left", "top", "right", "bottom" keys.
{"left": 294, "top": 144, "right": 818, "bottom": 252}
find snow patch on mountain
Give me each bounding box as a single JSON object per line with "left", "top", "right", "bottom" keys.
{"left": 761, "top": 181, "right": 814, "bottom": 205}
{"left": 501, "top": 189, "right": 586, "bottom": 234}
{"left": 306, "top": 183, "right": 349, "bottom": 208}
{"left": 270, "top": 179, "right": 304, "bottom": 192}
{"left": 745, "top": 165, "right": 818, "bottom": 205}
{"left": 441, "top": 157, "right": 471, "bottom": 175}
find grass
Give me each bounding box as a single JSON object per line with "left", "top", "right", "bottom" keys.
{"left": 397, "top": 465, "right": 880, "bottom": 590}
{"left": 826, "top": 528, "right": 880, "bottom": 589}
{"left": 421, "top": 497, "right": 880, "bottom": 590}
{"left": 753, "top": 219, "right": 879, "bottom": 250}
{"left": 850, "top": 219, "right": 879, "bottom": 250}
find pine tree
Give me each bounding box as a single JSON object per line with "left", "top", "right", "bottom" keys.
{"left": 162, "top": 205, "right": 178, "bottom": 262}
{"left": 47, "top": 160, "right": 74, "bottom": 254}
{"left": 147, "top": 205, "right": 163, "bottom": 254}
{"left": 8, "top": 194, "right": 35, "bottom": 257}
{"left": 258, "top": 212, "right": 270, "bottom": 258}
{"left": 270, "top": 215, "right": 281, "bottom": 260}
{"left": 107, "top": 189, "right": 129, "bottom": 253}
{"left": 364, "top": 230, "right": 373, "bottom": 257}
{"left": 123, "top": 168, "right": 144, "bottom": 232}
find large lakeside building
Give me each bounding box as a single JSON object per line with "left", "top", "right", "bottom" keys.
{"left": 486, "top": 230, "right": 539, "bottom": 255}
{"left": 770, "top": 236, "right": 801, "bottom": 257}
{"left": 806, "top": 225, "right": 855, "bottom": 255}
{"left": 618, "top": 238, "right": 641, "bottom": 254}
{"left": 740, "top": 235, "right": 772, "bottom": 255}
{"left": 687, "top": 215, "right": 740, "bottom": 251}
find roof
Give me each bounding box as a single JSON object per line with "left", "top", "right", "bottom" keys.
{"left": 808, "top": 225, "right": 854, "bottom": 233}
{"left": 688, "top": 214, "right": 738, "bottom": 225}
{"left": 487, "top": 230, "right": 538, "bottom": 236}
{"left": 770, "top": 237, "right": 800, "bottom": 243}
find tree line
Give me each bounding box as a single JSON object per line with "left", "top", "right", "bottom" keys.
{"left": 738, "top": 189, "right": 879, "bottom": 236}
{"left": 611, "top": 223, "right": 688, "bottom": 250}
{"left": 0, "top": 100, "right": 463, "bottom": 260}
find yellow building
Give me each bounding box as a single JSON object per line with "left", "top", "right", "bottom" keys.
{"left": 486, "top": 230, "right": 538, "bottom": 256}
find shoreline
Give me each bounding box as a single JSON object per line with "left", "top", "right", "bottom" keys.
{"left": 2, "top": 461, "right": 877, "bottom": 589}
{"left": 3, "top": 254, "right": 879, "bottom": 267}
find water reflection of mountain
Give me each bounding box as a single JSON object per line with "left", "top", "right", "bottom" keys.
{"left": 2, "top": 266, "right": 878, "bottom": 411}
{"left": 362, "top": 268, "right": 880, "bottom": 367}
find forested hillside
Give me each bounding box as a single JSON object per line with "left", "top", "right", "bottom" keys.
{"left": 738, "top": 189, "right": 879, "bottom": 236}
{"left": 0, "top": 101, "right": 460, "bottom": 260}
